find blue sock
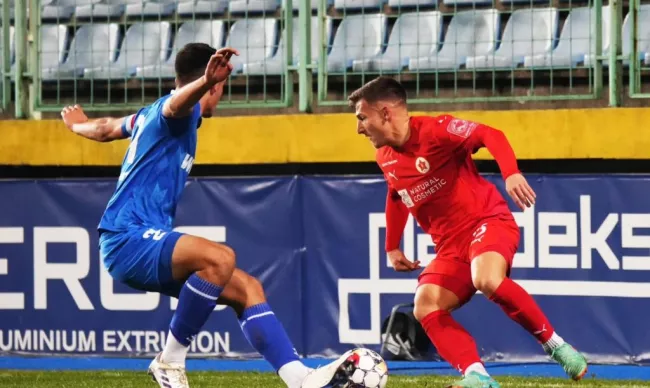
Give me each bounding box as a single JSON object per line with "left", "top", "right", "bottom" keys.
{"left": 170, "top": 274, "right": 223, "bottom": 346}
{"left": 239, "top": 303, "right": 300, "bottom": 371}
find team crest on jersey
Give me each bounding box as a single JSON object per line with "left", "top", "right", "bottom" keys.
{"left": 415, "top": 157, "right": 430, "bottom": 174}
{"left": 446, "top": 118, "right": 478, "bottom": 138}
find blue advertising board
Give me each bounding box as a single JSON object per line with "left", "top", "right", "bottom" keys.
{"left": 0, "top": 175, "right": 649, "bottom": 364}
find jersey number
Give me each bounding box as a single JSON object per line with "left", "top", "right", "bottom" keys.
{"left": 143, "top": 229, "right": 167, "bottom": 241}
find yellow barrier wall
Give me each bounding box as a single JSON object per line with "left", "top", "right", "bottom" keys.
{"left": 1, "top": 107, "right": 648, "bottom": 166}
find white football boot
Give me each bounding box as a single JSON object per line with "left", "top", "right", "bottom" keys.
{"left": 148, "top": 353, "right": 190, "bottom": 388}
{"left": 300, "top": 350, "right": 355, "bottom": 388}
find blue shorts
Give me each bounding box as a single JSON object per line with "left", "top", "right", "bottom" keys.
{"left": 99, "top": 226, "right": 185, "bottom": 298}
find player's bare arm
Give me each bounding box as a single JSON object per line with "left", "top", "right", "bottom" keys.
{"left": 385, "top": 189, "right": 421, "bottom": 272}
{"left": 61, "top": 105, "right": 129, "bottom": 142}
{"left": 163, "top": 47, "right": 239, "bottom": 118}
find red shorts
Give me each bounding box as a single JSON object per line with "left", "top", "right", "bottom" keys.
{"left": 417, "top": 217, "right": 520, "bottom": 306}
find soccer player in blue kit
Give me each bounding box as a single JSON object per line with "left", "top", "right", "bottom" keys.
{"left": 60, "top": 43, "right": 348, "bottom": 388}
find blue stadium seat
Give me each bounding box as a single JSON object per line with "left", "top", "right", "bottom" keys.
{"left": 243, "top": 16, "right": 332, "bottom": 75}
{"left": 352, "top": 11, "right": 442, "bottom": 72}
{"left": 229, "top": 0, "right": 279, "bottom": 13}
{"left": 177, "top": 0, "right": 228, "bottom": 16}
{"left": 226, "top": 18, "right": 278, "bottom": 72}
{"left": 466, "top": 7, "right": 558, "bottom": 69}
{"left": 409, "top": 9, "right": 499, "bottom": 70}
{"left": 43, "top": 24, "right": 118, "bottom": 79}
{"left": 137, "top": 20, "right": 225, "bottom": 79}
{"left": 84, "top": 22, "right": 171, "bottom": 79}
{"left": 524, "top": 6, "right": 600, "bottom": 68}
{"left": 327, "top": 14, "right": 387, "bottom": 72}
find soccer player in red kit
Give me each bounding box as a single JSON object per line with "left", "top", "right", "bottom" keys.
{"left": 348, "top": 77, "right": 588, "bottom": 388}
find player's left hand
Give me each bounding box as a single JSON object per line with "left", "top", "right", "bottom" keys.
{"left": 505, "top": 173, "right": 536, "bottom": 210}
{"left": 61, "top": 104, "right": 88, "bottom": 130}
{"left": 204, "top": 47, "right": 239, "bottom": 85}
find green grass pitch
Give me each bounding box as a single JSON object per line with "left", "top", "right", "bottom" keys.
{"left": 1, "top": 371, "right": 649, "bottom": 387}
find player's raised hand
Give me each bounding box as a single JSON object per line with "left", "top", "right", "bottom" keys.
{"left": 204, "top": 47, "right": 239, "bottom": 85}
{"left": 387, "top": 249, "right": 422, "bottom": 272}
{"left": 61, "top": 105, "right": 88, "bottom": 130}
{"left": 505, "top": 173, "right": 536, "bottom": 210}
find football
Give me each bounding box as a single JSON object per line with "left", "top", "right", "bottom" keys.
{"left": 335, "top": 348, "right": 389, "bottom": 388}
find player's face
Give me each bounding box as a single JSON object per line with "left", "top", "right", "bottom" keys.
{"left": 355, "top": 99, "right": 391, "bottom": 148}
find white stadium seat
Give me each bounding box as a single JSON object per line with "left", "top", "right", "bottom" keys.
{"left": 226, "top": 18, "right": 278, "bottom": 72}
{"left": 42, "top": 23, "right": 119, "bottom": 79}
{"left": 42, "top": 0, "right": 99, "bottom": 19}
{"left": 243, "top": 16, "right": 333, "bottom": 75}
{"left": 387, "top": 0, "right": 435, "bottom": 8}
{"left": 327, "top": 14, "right": 387, "bottom": 72}
{"left": 229, "top": 0, "right": 279, "bottom": 13}
{"left": 334, "top": 0, "right": 384, "bottom": 11}
{"left": 466, "top": 7, "right": 558, "bottom": 69}
{"left": 39, "top": 24, "right": 68, "bottom": 79}
{"left": 177, "top": 0, "right": 228, "bottom": 16}
{"left": 137, "top": 20, "right": 225, "bottom": 79}
{"left": 84, "top": 22, "right": 171, "bottom": 79}
{"left": 124, "top": 0, "right": 176, "bottom": 17}
{"left": 353, "top": 11, "right": 442, "bottom": 72}
{"left": 409, "top": 9, "right": 498, "bottom": 70}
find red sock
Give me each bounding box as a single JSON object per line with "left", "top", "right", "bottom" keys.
{"left": 489, "top": 278, "right": 554, "bottom": 343}
{"left": 420, "top": 310, "right": 482, "bottom": 374}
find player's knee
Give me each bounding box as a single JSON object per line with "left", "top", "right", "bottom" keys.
{"left": 243, "top": 275, "right": 266, "bottom": 302}
{"left": 471, "top": 273, "right": 504, "bottom": 297}
{"left": 413, "top": 288, "right": 449, "bottom": 322}
{"left": 201, "top": 244, "right": 236, "bottom": 283}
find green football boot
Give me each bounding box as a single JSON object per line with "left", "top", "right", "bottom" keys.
{"left": 550, "top": 343, "right": 588, "bottom": 380}
{"left": 446, "top": 372, "right": 501, "bottom": 388}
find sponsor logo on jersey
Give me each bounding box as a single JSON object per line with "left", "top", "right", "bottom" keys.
{"left": 446, "top": 118, "right": 478, "bottom": 138}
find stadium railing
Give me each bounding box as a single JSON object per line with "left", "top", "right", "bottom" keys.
{"left": 2, "top": 0, "right": 649, "bottom": 117}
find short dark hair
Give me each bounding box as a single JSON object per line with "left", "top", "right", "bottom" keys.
{"left": 175, "top": 43, "right": 217, "bottom": 85}
{"left": 347, "top": 76, "right": 407, "bottom": 107}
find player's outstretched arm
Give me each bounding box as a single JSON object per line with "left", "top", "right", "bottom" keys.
{"left": 163, "top": 47, "right": 238, "bottom": 118}
{"left": 61, "top": 105, "right": 129, "bottom": 142}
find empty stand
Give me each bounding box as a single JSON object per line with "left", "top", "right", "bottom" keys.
{"left": 243, "top": 16, "right": 332, "bottom": 75}
{"left": 327, "top": 13, "right": 387, "bottom": 72}
{"left": 387, "top": 0, "right": 436, "bottom": 8}
{"left": 43, "top": 23, "right": 119, "bottom": 79}
{"left": 353, "top": 11, "right": 441, "bottom": 72}
{"left": 229, "top": 0, "right": 279, "bottom": 13}
{"left": 84, "top": 22, "right": 171, "bottom": 79}
{"left": 226, "top": 18, "right": 278, "bottom": 72}
{"left": 466, "top": 7, "right": 558, "bottom": 69}
{"left": 177, "top": 0, "right": 228, "bottom": 16}
{"left": 39, "top": 24, "right": 68, "bottom": 77}
{"left": 334, "top": 0, "right": 384, "bottom": 11}
{"left": 409, "top": 9, "right": 498, "bottom": 70}
{"left": 137, "top": 20, "right": 225, "bottom": 79}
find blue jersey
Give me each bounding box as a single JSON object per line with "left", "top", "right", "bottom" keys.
{"left": 98, "top": 94, "right": 201, "bottom": 233}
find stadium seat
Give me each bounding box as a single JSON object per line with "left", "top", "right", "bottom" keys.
{"left": 39, "top": 24, "right": 68, "bottom": 74}
{"left": 42, "top": 24, "right": 119, "bottom": 79}
{"left": 442, "top": 0, "right": 491, "bottom": 7}
{"left": 125, "top": 0, "right": 176, "bottom": 17}
{"left": 226, "top": 18, "right": 278, "bottom": 72}
{"left": 136, "top": 20, "right": 225, "bottom": 79}
{"left": 466, "top": 7, "right": 558, "bottom": 69}
{"left": 75, "top": 0, "right": 127, "bottom": 18}
{"left": 243, "top": 16, "right": 332, "bottom": 75}
{"left": 2, "top": 25, "right": 15, "bottom": 66}
{"left": 352, "top": 11, "right": 442, "bottom": 72}
{"left": 334, "top": 0, "right": 384, "bottom": 11}
{"left": 84, "top": 22, "right": 171, "bottom": 79}
{"left": 584, "top": 5, "right": 648, "bottom": 67}
{"left": 177, "top": 0, "right": 228, "bottom": 16}
{"left": 387, "top": 0, "right": 435, "bottom": 8}
{"left": 645, "top": 52, "right": 650, "bottom": 66}
{"left": 229, "top": 0, "right": 279, "bottom": 13}
{"left": 327, "top": 14, "right": 387, "bottom": 72}
{"left": 408, "top": 9, "right": 498, "bottom": 70}
{"left": 524, "top": 6, "right": 598, "bottom": 68}
{"left": 42, "top": 0, "right": 100, "bottom": 20}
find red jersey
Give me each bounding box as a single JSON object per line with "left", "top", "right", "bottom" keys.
{"left": 377, "top": 115, "right": 520, "bottom": 254}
